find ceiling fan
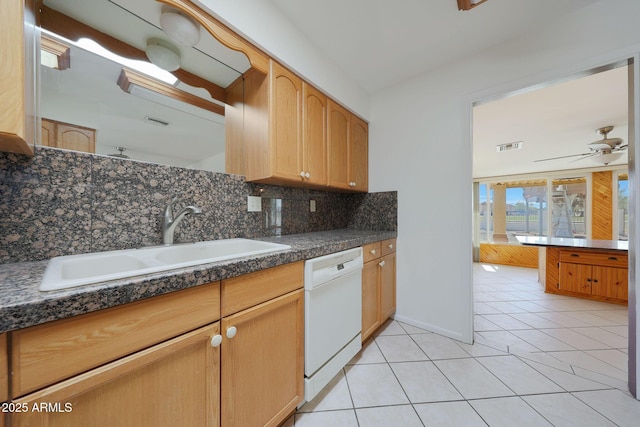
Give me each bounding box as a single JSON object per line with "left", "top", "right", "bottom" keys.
{"left": 534, "top": 126, "right": 627, "bottom": 165}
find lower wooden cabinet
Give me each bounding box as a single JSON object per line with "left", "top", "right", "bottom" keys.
{"left": 220, "top": 262, "right": 304, "bottom": 427}
{"left": 1, "top": 333, "right": 7, "bottom": 427}
{"left": 221, "top": 290, "right": 304, "bottom": 427}
{"left": 4, "top": 262, "right": 306, "bottom": 427}
{"left": 552, "top": 249, "right": 628, "bottom": 304}
{"left": 361, "top": 239, "right": 397, "bottom": 342}
{"left": 11, "top": 324, "right": 220, "bottom": 427}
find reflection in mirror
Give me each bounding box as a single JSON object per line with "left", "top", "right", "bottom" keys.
{"left": 39, "top": 0, "right": 251, "bottom": 172}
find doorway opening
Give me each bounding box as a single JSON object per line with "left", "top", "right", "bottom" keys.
{"left": 470, "top": 62, "right": 635, "bottom": 395}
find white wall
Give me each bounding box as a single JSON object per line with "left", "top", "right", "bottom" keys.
{"left": 370, "top": 0, "right": 640, "bottom": 343}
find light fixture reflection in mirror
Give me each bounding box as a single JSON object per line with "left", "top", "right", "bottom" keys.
{"left": 39, "top": 0, "right": 251, "bottom": 173}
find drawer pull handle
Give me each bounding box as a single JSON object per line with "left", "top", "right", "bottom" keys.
{"left": 570, "top": 254, "right": 579, "bottom": 257}
{"left": 379, "top": 260, "right": 386, "bottom": 268}
{"left": 608, "top": 257, "right": 618, "bottom": 261}
{"left": 371, "top": 249, "right": 376, "bottom": 255}
{"left": 210, "top": 334, "right": 223, "bottom": 347}
{"left": 226, "top": 326, "right": 237, "bottom": 339}
{"left": 388, "top": 244, "right": 394, "bottom": 249}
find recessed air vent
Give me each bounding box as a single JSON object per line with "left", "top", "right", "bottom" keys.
{"left": 496, "top": 141, "right": 523, "bottom": 152}
{"left": 143, "top": 116, "right": 170, "bottom": 127}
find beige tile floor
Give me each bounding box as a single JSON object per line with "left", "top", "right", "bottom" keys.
{"left": 285, "top": 263, "right": 640, "bottom": 426}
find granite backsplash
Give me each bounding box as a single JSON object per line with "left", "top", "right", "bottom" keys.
{"left": 0, "top": 147, "right": 397, "bottom": 263}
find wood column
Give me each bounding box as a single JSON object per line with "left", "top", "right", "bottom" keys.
{"left": 492, "top": 184, "right": 508, "bottom": 242}
{"left": 592, "top": 171, "right": 613, "bottom": 240}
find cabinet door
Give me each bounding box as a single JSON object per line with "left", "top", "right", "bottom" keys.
{"left": 379, "top": 252, "right": 397, "bottom": 321}
{"left": 56, "top": 122, "right": 96, "bottom": 153}
{"left": 0, "top": 0, "right": 35, "bottom": 156}
{"left": 221, "top": 290, "right": 303, "bottom": 427}
{"left": 41, "top": 118, "right": 56, "bottom": 147}
{"left": 327, "top": 99, "right": 350, "bottom": 190}
{"left": 302, "top": 83, "right": 327, "bottom": 185}
{"left": 559, "top": 263, "right": 591, "bottom": 295}
{"left": 362, "top": 259, "right": 380, "bottom": 342}
{"left": 349, "top": 115, "right": 368, "bottom": 192}
{"left": 12, "top": 324, "right": 220, "bottom": 427}
{"left": 0, "top": 333, "right": 7, "bottom": 403}
{"left": 270, "top": 61, "right": 303, "bottom": 182}
{"left": 592, "top": 266, "right": 628, "bottom": 300}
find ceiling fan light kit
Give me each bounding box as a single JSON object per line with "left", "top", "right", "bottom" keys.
{"left": 534, "top": 125, "right": 627, "bottom": 165}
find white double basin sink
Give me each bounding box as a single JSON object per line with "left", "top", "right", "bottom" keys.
{"left": 40, "top": 239, "right": 291, "bottom": 292}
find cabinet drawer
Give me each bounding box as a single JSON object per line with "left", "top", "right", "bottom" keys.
{"left": 1, "top": 333, "right": 7, "bottom": 402}
{"left": 381, "top": 239, "right": 396, "bottom": 256}
{"left": 363, "top": 242, "right": 382, "bottom": 263}
{"left": 221, "top": 261, "right": 303, "bottom": 317}
{"left": 11, "top": 282, "right": 220, "bottom": 398}
{"left": 559, "top": 250, "right": 628, "bottom": 268}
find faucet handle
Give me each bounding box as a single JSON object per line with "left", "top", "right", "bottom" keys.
{"left": 164, "top": 198, "right": 179, "bottom": 220}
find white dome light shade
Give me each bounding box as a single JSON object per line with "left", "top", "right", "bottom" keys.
{"left": 160, "top": 10, "right": 201, "bottom": 47}
{"left": 145, "top": 38, "right": 181, "bottom": 72}
{"left": 592, "top": 151, "right": 624, "bottom": 165}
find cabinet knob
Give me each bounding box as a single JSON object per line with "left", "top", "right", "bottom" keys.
{"left": 210, "top": 334, "right": 223, "bottom": 347}
{"left": 379, "top": 260, "right": 386, "bottom": 268}
{"left": 226, "top": 326, "right": 237, "bottom": 339}
{"left": 388, "top": 244, "right": 393, "bottom": 249}
{"left": 349, "top": 181, "right": 356, "bottom": 187}
{"left": 300, "top": 171, "right": 305, "bottom": 178}
{"left": 305, "top": 172, "right": 310, "bottom": 178}
{"left": 370, "top": 249, "right": 376, "bottom": 255}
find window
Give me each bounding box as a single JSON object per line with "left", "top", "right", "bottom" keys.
{"left": 550, "top": 177, "right": 587, "bottom": 238}
{"left": 617, "top": 173, "right": 629, "bottom": 240}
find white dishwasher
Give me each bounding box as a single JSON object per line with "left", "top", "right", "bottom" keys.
{"left": 304, "top": 247, "right": 363, "bottom": 402}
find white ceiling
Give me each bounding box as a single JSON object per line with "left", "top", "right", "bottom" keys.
{"left": 267, "top": 0, "right": 628, "bottom": 178}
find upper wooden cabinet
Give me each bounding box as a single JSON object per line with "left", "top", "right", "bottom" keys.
{"left": 231, "top": 59, "right": 367, "bottom": 192}
{"left": 270, "top": 61, "right": 304, "bottom": 183}
{"left": 41, "top": 118, "right": 96, "bottom": 154}
{"left": 327, "top": 100, "right": 368, "bottom": 192}
{"left": 0, "top": 0, "right": 35, "bottom": 156}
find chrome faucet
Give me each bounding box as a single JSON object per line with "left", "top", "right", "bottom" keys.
{"left": 162, "top": 198, "right": 202, "bottom": 245}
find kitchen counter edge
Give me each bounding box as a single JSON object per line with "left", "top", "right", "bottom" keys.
{"left": 0, "top": 229, "right": 397, "bottom": 333}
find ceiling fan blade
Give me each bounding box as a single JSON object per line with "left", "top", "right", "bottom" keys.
{"left": 533, "top": 152, "right": 593, "bottom": 162}
{"left": 568, "top": 152, "right": 598, "bottom": 163}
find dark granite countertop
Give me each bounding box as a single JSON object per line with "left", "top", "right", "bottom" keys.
{"left": 516, "top": 235, "right": 628, "bottom": 251}
{"left": 0, "top": 229, "right": 397, "bottom": 333}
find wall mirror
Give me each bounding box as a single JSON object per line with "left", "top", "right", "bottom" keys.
{"left": 39, "top": 0, "right": 252, "bottom": 172}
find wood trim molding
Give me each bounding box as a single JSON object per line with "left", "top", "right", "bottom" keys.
{"left": 39, "top": 4, "right": 228, "bottom": 103}
{"left": 41, "top": 33, "right": 70, "bottom": 70}
{"left": 117, "top": 68, "right": 225, "bottom": 116}
{"left": 159, "top": 0, "right": 269, "bottom": 74}
{"left": 457, "top": 0, "right": 489, "bottom": 11}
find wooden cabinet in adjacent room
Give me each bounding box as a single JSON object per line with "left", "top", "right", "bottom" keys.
{"left": 361, "top": 239, "right": 397, "bottom": 342}
{"left": 41, "top": 118, "right": 96, "bottom": 154}
{"left": 554, "top": 249, "right": 628, "bottom": 304}
{"left": 220, "top": 262, "right": 304, "bottom": 427}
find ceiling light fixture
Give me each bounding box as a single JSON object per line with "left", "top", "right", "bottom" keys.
{"left": 145, "top": 38, "right": 181, "bottom": 72}
{"left": 160, "top": 9, "right": 201, "bottom": 47}
{"left": 457, "top": 0, "right": 489, "bottom": 11}
{"left": 591, "top": 151, "right": 624, "bottom": 165}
